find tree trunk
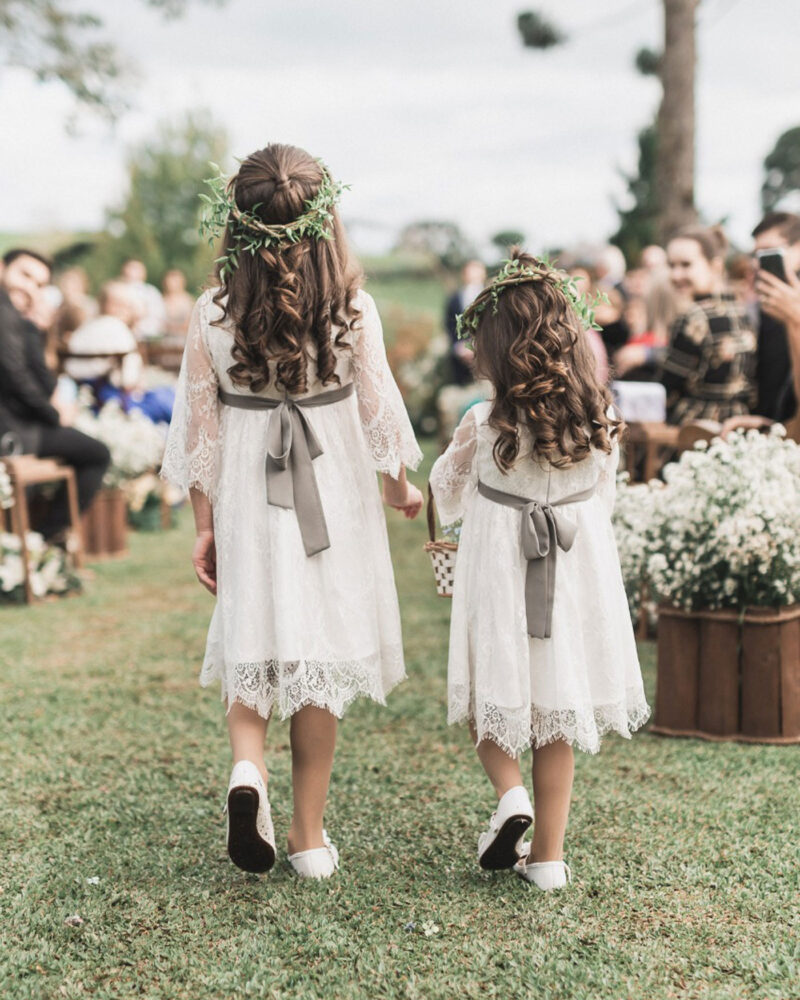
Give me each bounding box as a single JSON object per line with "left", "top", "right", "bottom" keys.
{"left": 655, "top": 0, "right": 699, "bottom": 242}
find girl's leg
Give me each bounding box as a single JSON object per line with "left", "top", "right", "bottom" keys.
{"left": 528, "top": 739, "right": 574, "bottom": 862}
{"left": 287, "top": 706, "right": 338, "bottom": 853}
{"left": 470, "top": 723, "right": 523, "bottom": 798}
{"left": 227, "top": 700, "right": 270, "bottom": 787}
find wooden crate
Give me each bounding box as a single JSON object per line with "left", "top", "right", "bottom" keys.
{"left": 81, "top": 487, "right": 128, "bottom": 559}
{"left": 654, "top": 604, "right": 800, "bottom": 744}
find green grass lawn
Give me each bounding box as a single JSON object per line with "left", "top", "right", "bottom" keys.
{"left": 1, "top": 444, "right": 797, "bottom": 1000}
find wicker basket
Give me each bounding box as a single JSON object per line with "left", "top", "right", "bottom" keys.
{"left": 423, "top": 485, "right": 458, "bottom": 598}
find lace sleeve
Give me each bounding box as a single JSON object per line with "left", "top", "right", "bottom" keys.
{"left": 160, "top": 293, "right": 220, "bottom": 499}
{"left": 351, "top": 291, "right": 423, "bottom": 477}
{"left": 429, "top": 405, "right": 479, "bottom": 526}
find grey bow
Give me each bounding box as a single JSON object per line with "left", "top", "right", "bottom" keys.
{"left": 478, "top": 479, "right": 597, "bottom": 638}
{"left": 219, "top": 382, "right": 354, "bottom": 556}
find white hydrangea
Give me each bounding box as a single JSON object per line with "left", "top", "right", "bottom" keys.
{"left": 613, "top": 427, "right": 800, "bottom": 612}
{"left": 0, "top": 461, "right": 13, "bottom": 510}
{"left": 0, "top": 531, "right": 79, "bottom": 600}
{"left": 74, "top": 401, "right": 167, "bottom": 488}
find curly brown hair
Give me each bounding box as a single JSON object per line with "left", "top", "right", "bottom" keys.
{"left": 471, "top": 251, "right": 621, "bottom": 471}
{"left": 212, "top": 144, "right": 363, "bottom": 395}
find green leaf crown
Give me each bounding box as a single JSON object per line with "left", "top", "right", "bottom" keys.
{"left": 455, "top": 254, "right": 608, "bottom": 341}
{"left": 198, "top": 161, "right": 347, "bottom": 280}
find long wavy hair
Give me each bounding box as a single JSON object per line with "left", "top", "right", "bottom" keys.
{"left": 212, "top": 144, "right": 363, "bottom": 394}
{"left": 472, "top": 250, "right": 621, "bottom": 471}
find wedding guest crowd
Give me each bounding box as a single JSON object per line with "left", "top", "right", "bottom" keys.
{"left": 0, "top": 250, "right": 201, "bottom": 539}
{"left": 0, "top": 249, "right": 110, "bottom": 535}
{"left": 440, "top": 216, "right": 800, "bottom": 442}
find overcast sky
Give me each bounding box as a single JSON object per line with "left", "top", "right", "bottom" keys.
{"left": 2, "top": 0, "right": 799, "bottom": 257}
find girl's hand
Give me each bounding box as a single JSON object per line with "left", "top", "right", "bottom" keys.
{"left": 756, "top": 268, "right": 800, "bottom": 326}
{"left": 192, "top": 529, "right": 217, "bottom": 594}
{"left": 382, "top": 476, "right": 424, "bottom": 519}
{"left": 395, "top": 482, "right": 424, "bottom": 520}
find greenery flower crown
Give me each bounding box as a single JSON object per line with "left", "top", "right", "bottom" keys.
{"left": 455, "top": 255, "right": 608, "bottom": 341}
{"left": 198, "top": 161, "right": 347, "bottom": 280}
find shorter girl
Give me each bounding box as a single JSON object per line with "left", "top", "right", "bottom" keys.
{"left": 430, "top": 252, "right": 649, "bottom": 890}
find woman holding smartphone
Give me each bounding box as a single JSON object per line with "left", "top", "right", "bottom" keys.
{"left": 660, "top": 225, "right": 757, "bottom": 425}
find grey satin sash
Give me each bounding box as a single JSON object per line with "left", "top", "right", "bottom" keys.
{"left": 219, "top": 382, "right": 355, "bottom": 556}
{"left": 477, "top": 477, "right": 597, "bottom": 639}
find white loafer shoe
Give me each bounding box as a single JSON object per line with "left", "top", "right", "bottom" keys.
{"left": 514, "top": 858, "right": 572, "bottom": 891}
{"left": 224, "top": 760, "right": 276, "bottom": 874}
{"left": 288, "top": 830, "right": 339, "bottom": 879}
{"left": 477, "top": 785, "right": 534, "bottom": 870}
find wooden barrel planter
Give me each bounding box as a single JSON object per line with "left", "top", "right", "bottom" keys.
{"left": 81, "top": 487, "right": 128, "bottom": 559}
{"left": 654, "top": 604, "right": 800, "bottom": 744}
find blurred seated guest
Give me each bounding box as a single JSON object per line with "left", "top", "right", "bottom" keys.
{"left": 0, "top": 248, "right": 110, "bottom": 533}
{"left": 594, "top": 243, "right": 628, "bottom": 299}
{"left": 65, "top": 314, "right": 143, "bottom": 394}
{"left": 727, "top": 253, "right": 756, "bottom": 309}
{"left": 570, "top": 264, "right": 629, "bottom": 355}
{"left": 68, "top": 281, "right": 174, "bottom": 423}
{"left": 751, "top": 211, "right": 800, "bottom": 425}
{"left": 162, "top": 268, "right": 194, "bottom": 340}
{"left": 640, "top": 243, "right": 668, "bottom": 275}
{"left": 53, "top": 266, "right": 97, "bottom": 351}
{"left": 119, "top": 258, "right": 166, "bottom": 340}
{"left": 612, "top": 288, "right": 674, "bottom": 383}
{"left": 444, "top": 259, "right": 486, "bottom": 385}
{"left": 660, "top": 226, "right": 756, "bottom": 425}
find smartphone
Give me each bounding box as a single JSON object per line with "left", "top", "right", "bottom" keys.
{"left": 756, "top": 248, "right": 788, "bottom": 283}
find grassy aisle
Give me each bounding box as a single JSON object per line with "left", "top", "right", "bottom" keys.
{"left": 1, "top": 447, "right": 797, "bottom": 1000}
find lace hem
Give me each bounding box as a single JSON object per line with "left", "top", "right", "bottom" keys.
{"left": 449, "top": 688, "right": 651, "bottom": 757}
{"left": 200, "top": 652, "right": 406, "bottom": 721}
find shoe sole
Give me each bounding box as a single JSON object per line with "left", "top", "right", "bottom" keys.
{"left": 479, "top": 814, "right": 533, "bottom": 870}
{"left": 226, "top": 786, "right": 275, "bottom": 874}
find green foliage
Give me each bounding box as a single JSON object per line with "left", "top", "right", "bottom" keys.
{"left": 490, "top": 230, "right": 526, "bottom": 254}
{"left": 517, "top": 10, "right": 566, "bottom": 49}
{"left": 0, "top": 0, "right": 227, "bottom": 121}
{"left": 761, "top": 125, "right": 800, "bottom": 213}
{"left": 611, "top": 123, "right": 660, "bottom": 266}
{"left": 0, "top": 453, "right": 797, "bottom": 999}
{"left": 635, "top": 46, "right": 662, "bottom": 77}
{"left": 395, "top": 220, "right": 477, "bottom": 271}
{"left": 456, "top": 254, "right": 608, "bottom": 340}
{"left": 199, "top": 162, "right": 347, "bottom": 282}
{"left": 83, "top": 111, "right": 228, "bottom": 294}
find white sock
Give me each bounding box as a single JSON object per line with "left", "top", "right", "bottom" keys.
{"left": 521, "top": 860, "right": 571, "bottom": 891}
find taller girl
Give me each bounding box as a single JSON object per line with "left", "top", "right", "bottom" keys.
{"left": 431, "top": 252, "right": 649, "bottom": 890}
{"left": 162, "top": 145, "right": 422, "bottom": 878}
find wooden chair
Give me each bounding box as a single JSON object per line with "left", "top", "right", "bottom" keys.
{"left": 624, "top": 422, "right": 681, "bottom": 483}
{"left": 145, "top": 340, "right": 185, "bottom": 374}
{"left": 3, "top": 456, "right": 84, "bottom": 603}
{"left": 676, "top": 419, "right": 722, "bottom": 453}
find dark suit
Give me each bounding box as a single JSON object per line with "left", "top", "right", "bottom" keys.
{"left": 444, "top": 289, "right": 474, "bottom": 386}
{"left": 0, "top": 288, "right": 60, "bottom": 453}
{"left": 0, "top": 289, "right": 110, "bottom": 532}
{"left": 753, "top": 310, "right": 797, "bottom": 422}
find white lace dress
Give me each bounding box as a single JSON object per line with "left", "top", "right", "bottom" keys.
{"left": 430, "top": 401, "right": 649, "bottom": 756}
{"left": 161, "top": 288, "right": 422, "bottom": 720}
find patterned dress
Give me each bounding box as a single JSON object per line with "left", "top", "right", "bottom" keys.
{"left": 660, "top": 293, "right": 757, "bottom": 425}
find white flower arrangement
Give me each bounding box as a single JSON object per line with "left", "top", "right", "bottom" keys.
{"left": 0, "top": 461, "right": 13, "bottom": 510}
{"left": 613, "top": 426, "right": 800, "bottom": 614}
{"left": 611, "top": 476, "right": 652, "bottom": 620}
{"left": 74, "top": 401, "right": 167, "bottom": 488}
{"left": 0, "top": 531, "right": 81, "bottom": 601}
